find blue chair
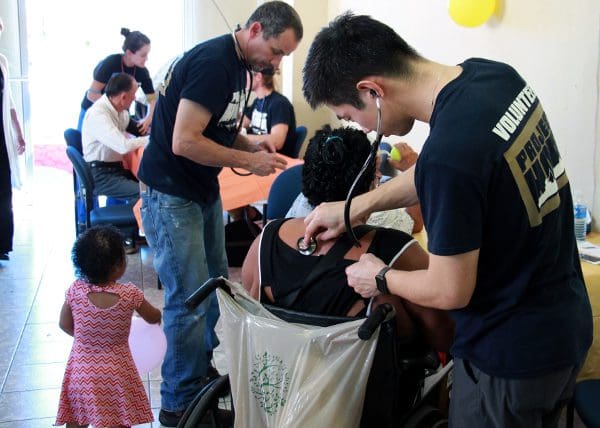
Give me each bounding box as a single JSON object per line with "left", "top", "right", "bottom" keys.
{"left": 64, "top": 129, "right": 88, "bottom": 235}
{"left": 292, "top": 126, "right": 308, "bottom": 158}
{"left": 566, "top": 379, "right": 600, "bottom": 428}
{"left": 64, "top": 128, "right": 83, "bottom": 154}
{"left": 264, "top": 164, "right": 303, "bottom": 222}
{"left": 65, "top": 146, "right": 137, "bottom": 238}
{"left": 64, "top": 128, "right": 130, "bottom": 235}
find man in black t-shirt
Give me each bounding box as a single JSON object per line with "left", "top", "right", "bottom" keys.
{"left": 138, "top": 3, "right": 302, "bottom": 426}
{"left": 301, "top": 12, "right": 592, "bottom": 427}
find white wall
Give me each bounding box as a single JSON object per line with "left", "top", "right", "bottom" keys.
{"left": 183, "top": 1, "right": 600, "bottom": 223}
{"left": 184, "top": 0, "right": 257, "bottom": 48}
{"left": 296, "top": 0, "right": 600, "bottom": 224}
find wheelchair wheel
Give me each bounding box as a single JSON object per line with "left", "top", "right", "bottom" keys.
{"left": 178, "top": 375, "right": 233, "bottom": 428}
{"left": 403, "top": 404, "right": 448, "bottom": 428}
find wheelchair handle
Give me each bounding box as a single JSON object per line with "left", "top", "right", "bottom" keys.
{"left": 185, "top": 277, "right": 228, "bottom": 310}
{"left": 358, "top": 303, "right": 395, "bottom": 340}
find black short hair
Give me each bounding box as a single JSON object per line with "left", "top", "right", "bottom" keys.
{"left": 121, "top": 27, "right": 151, "bottom": 53}
{"left": 72, "top": 225, "right": 125, "bottom": 284}
{"left": 105, "top": 72, "right": 136, "bottom": 97}
{"left": 302, "top": 126, "right": 375, "bottom": 206}
{"left": 246, "top": 1, "right": 303, "bottom": 40}
{"left": 303, "top": 12, "right": 420, "bottom": 109}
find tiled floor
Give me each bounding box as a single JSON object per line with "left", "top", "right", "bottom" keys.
{"left": 0, "top": 166, "right": 240, "bottom": 427}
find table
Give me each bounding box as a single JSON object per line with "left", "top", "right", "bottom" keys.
{"left": 123, "top": 148, "right": 303, "bottom": 229}
{"left": 413, "top": 230, "right": 599, "bottom": 381}
{"left": 577, "top": 232, "right": 600, "bottom": 381}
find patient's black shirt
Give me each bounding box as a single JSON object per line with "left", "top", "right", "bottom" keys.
{"left": 259, "top": 218, "right": 414, "bottom": 316}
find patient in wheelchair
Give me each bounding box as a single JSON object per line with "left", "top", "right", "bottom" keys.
{"left": 242, "top": 126, "right": 453, "bottom": 352}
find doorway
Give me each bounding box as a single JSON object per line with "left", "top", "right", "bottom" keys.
{"left": 25, "top": 0, "right": 184, "bottom": 172}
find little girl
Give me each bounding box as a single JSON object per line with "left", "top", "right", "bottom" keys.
{"left": 55, "top": 225, "right": 162, "bottom": 428}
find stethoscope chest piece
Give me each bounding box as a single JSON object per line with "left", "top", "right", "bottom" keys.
{"left": 296, "top": 236, "right": 317, "bottom": 256}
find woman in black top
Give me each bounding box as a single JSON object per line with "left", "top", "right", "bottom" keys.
{"left": 78, "top": 28, "right": 156, "bottom": 134}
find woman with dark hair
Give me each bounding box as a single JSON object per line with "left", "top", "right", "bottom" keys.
{"left": 241, "top": 127, "right": 453, "bottom": 351}
{"left": 242, "top": 67, "right": 297, "bottom": 156}
{"left": 78, "top": 28, "right": 156, "bottom": 135}
{"left": 287, "top": 126, "right": 423, "bottom": 234}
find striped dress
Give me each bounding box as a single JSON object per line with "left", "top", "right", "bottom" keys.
{"left": 55, "top": 280, "right": 153, "bottom": 427}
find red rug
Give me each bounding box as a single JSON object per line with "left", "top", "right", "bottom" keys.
{"left": 34, "top": 144, "right": 72, "bottom": 174}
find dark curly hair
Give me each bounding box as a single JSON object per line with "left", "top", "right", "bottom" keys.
{"left": 302, "top": 126, "right": 375, "bottom": 206}
{"left": 72, "top": 225, "right": 126, "bottom": 285}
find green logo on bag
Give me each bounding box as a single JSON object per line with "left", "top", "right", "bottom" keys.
{"left": 250, "top": 351, "right": 290, "bottom": 415}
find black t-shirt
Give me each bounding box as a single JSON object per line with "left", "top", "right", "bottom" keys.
{"left": 244, "top": 91, "right": 296, "bottom": 157}
{"left": 416, "top": 58, "right": 592, "bottom": 377}
{"left": 259, "top": 219, "right": 414, "bottom": 316}
{"left": 80, "top": 53, "right": 154, "bottom": 110}
{"left": 138, "top": 34, "right": 247, "bottom": 205}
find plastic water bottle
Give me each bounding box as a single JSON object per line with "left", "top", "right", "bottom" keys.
{"left": 574, "top": 194, "right": 587, "bottom": 242}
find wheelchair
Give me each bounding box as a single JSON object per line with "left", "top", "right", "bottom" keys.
{"left": 178, "top": 277, "right": 451, "bottom": 428}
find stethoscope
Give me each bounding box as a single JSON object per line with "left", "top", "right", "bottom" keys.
{"left": 343, "top": 95, "right": 383, "bottom": 247}
{"left": 297, "top": 94, "right": 383, "bottom": 255}
{"left": 229, "top": 29, "right": 254, "bottom": 177}
{"left": 209, "top": 0, "right": 257, "bottom": 177}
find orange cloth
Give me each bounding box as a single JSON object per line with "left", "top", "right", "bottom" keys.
{"left": 124, "top": 148, "right": 303, "bottom": 231}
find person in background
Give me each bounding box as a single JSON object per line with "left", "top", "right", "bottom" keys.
{"left": 78, "top": 28, "right": 156, "bottom": 135}
{"left": 302, "top": 12, "right": 592, "bottom": 426}
{"left": 242, "top": 66, "right": 297, "bottom": 157}
{"left": 0, "top": 16, "right": 26, "bottom": 261}
{"left": 286, "top": 126, "right": 423, "bottom": 235}
{"left": 55, "top": 225, "right": 161, "bottom": 428}
{"left": 82, "top": 73, "right": 148, "bottom": 254}
{"left": 137, "top": 2, "right": 302, "bottom": 425}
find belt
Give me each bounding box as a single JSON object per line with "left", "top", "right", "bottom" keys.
{"left": 88, "top": 160, "right": 123, "bottom": 169}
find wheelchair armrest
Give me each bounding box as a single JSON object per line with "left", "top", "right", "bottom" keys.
{"left": 358, "top": 303, "right": 395, "bottom": 340}
{"left": 185, "top": 277, "right": 229, "bottom": 310}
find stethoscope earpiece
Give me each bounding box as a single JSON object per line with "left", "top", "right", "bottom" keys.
{"left": 343, "top": 88, "right": 384, "bottom": 247}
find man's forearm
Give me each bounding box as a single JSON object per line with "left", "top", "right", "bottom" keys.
{"left": 233, "top": 133, "right": 259, "bottom": 153}
{"left": 174, "top": 132, "right": 254, "bottom": 169}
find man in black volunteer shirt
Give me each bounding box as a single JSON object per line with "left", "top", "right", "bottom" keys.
{"left": 302, "top": 12, "right": 592, "bottom": 427}
{"left": 138, "top": 3, "right": 302, "bottom": 426}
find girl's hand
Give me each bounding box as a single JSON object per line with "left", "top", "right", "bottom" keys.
{"left": 137, "top": 298, "right": 162, "bottom": 324}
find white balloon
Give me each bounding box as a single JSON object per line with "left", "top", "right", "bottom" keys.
{"left": 129, "top": 316, "right": 167, "bottom": 375}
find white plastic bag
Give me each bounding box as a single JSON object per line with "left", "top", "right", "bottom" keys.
{"left": 215, "top": 280, "right": 379, "bottom": 428}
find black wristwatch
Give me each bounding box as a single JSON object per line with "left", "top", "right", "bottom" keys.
{"left": 375, "top": 266, "right": 392, "bottom": 294}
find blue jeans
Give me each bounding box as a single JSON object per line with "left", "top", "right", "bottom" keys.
{"left": 141, "top": 188, "right": 228, "bottom": 412}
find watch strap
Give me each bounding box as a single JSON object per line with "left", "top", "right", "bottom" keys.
{"left": 376, "top": 266, "right": 392, "bottom": 294}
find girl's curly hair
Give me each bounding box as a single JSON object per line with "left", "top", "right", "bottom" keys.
{"left": 71, "top": 225, "right": 125, "bottom": 285}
